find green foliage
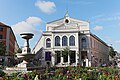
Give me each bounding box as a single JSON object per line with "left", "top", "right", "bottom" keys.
{"left": 0, "top": 69, "right": 6, "bottom": 77}
{"left": 2, "top": 67, "right": 120, "bottom": 80}
{"left": 62, "top": 47, "right": 71, "bottom": 56}
{"left": 17, "top": 48, "right": 22, "bottom": 53}
{"left": 0, "top": 41, "right": 6, "bottom": 55}
{"left": 109, "top": 46, "right": 116, "bottom": 58}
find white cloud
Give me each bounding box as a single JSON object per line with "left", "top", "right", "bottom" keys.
{"left": 91, "top": 14, "right": 104, "bottom": 19}
{"left": 12, "top": 17, "right": 43, "bottom": 34}
{"left": 67, "top": 1, "right": 95, "bottom": 5}
{"left": 97, "top": 16, "right": 120, "bottom": 21}
{"left": 104, "top": 36, "right": 112, "bottom": 43}
{"left": 35, "top": 0, "right": 56, "bottom": 14}
{"left": 92, "top": 13, "right": 120, "bottom": 22}
{"left": 78, "top": 1, "right": 95, "bottom": 5}
{"left": 26, "top": 17, "right": 42, "bottom": 26}
{"left": 93, "top": 26, "right": 103, "bottom": 31}
{"left": 114, "top": 40, "right": 120, "bottom": 44}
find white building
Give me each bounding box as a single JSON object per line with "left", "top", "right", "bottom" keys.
{"left": 32, "top": 12, "right": 109, "bottom": 67}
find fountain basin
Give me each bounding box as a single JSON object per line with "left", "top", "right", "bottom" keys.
{"left": 20, "top": 33, "right": 34, "bottom": 39}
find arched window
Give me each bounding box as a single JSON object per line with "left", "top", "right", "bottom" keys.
{"left": 81, "top": 38, "right": 87, "bottom": 48}
{"left": 46, "top": 38, "right": 51, "bottom": 48}
{"left": 62, "top": 36, "right": 68, "bottom": 46}
{"left": 55, "top": 36, "right": 60, "bottom": 46}
{"left": 69, "top": 35, "right": 75, "bottom": 46}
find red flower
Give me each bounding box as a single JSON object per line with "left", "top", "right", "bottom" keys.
{"left": 104, "top": 72, "right": 108, "bottom": 76}
{"left": 114, "top": 77, "right": 116, "bottom": 80}
{"left": 24, "top": 73, "right": 27, "bottom": 78}
{"left": 68, "top": 74, "right": 70, "bottom": 77}
{"left": 61, "top": 68, "right": 64, "bottom": 70}
{"left": 58, "top": 72, "right": 60, "bottom": 74}
{"left": 76, "top": 74, "right": 78, "bottom": 76}
{"left": 62, "top": 74, "right": 65, "bottom": 76}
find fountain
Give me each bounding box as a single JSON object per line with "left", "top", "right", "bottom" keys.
{"left": 6, "top": 33, "right": 35, "bottom": 72}
{"left": 16, "top": 33, "right": 35, "bottom": 71}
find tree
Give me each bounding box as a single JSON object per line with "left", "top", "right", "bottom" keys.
{"left": 109, "top": 46, "right": 116, "bottom": 58}
{"left": 0, "top": 41, "right": 6, "bottom": 56}
{"left": 17, "top": 48, "right": 22, "bottom": 53}
{"left": 62, "top": 47, "right": 71, "bottom": 57}
{"left": 62, "top": 47, "right": 72, "bottom": 62}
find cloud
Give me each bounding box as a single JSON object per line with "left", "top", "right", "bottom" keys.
{"left": 78, "top": 1, "right": 95, "bottom": 5}
{"left": 92, "top": 13, "right": 120, "bottom": 22}
{"left": 65, "top": 0, "right": 95, "bottom": 5}
{"left": 91, "top": 14, "right": 104, "bottom": 19}
{"left": 93, "top": 26, "right": 103, "bottom": 31}
{"left": 12, "top": 17, "right": 43, "bottom": 34}
{"left": 104, "top": 36, "right": 111, "bottom": 42}
{"left": 114, "top": 40, "right": 120, "bottom": 44}
{"left": 35, "top": 0, "right": 56, "bottom": 14}
{"left": 97, "top": 16, "right": 120, "bottom": 21}
{"left": 26, "top": 17, "right": 42, "bottom": 26}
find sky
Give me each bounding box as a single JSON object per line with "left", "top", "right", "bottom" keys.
{"left": 0, "top": 0, "right": 120, "bottom": 52}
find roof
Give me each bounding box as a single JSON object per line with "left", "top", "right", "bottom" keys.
{"left": 47, "top": 17, "right": 89, "bottom": 24}
{"left": 90, "top": 33, "right": 108, "bottom": 47}
{"left": 0, "top": 22, "right": 10, "bottom": 28}
{"left": 0, "top": 22, "right": 19, "bottom": 47}
{"left": 47, "top": 11, "right": 89, "bottom": 25}
{"left": 47, "top": 18, "right": 64, "bottom": 24}
{"left": 0, "top": 22, "right": 6, "bottom": 26}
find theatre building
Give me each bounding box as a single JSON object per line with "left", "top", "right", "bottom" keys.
{"left": 33, "top": 12, "right": 109, "bottom": 67}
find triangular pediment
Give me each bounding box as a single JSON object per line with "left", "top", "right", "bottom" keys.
{"left": 46, "top": 17, "right": 89, "bottom": 31}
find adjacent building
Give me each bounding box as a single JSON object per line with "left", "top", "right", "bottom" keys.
{"left": 32, "top": 12, "right": 109, "bottom": 67}
{"left": 0, "top": 22, "right": 19, "bottom": 66}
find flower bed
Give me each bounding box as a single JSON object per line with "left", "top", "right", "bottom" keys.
{"left": 2, "top": 66, "right": 120, "bottom": 80}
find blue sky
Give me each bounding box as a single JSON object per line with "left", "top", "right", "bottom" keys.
{"left": 0, "top": 0, "right": 120, "bottom": 52}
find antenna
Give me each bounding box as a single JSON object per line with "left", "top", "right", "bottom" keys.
{"left": 64, "top": 0, "right": 69, "bottom": 17}
{"left": 65, "top": 8, "right": 69, "bottom": 17}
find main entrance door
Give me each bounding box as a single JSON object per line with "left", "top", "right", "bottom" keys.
{"left": 81, "top": 51, "right": 87, "bottom": 66}
{"left": 81, "top": 51, "right": 87, "bottom": 60}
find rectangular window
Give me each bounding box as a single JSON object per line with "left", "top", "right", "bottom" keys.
{"left": 90, "top": 38, "right": 92, "bottom": 48}
{"left": 94, "top": 40, "right": 95, "bottom": 48}
{"left": 81, "top": 51, "right": 87, "bottom": 59}
{"left": 62, "top": 51, "right": 68, "bottom": 62}
{"left": 55, "top": 51, "right": 61, "bottom": 64}
{"left": 70, "top": 51, "right": 76, "bottom": 63}
{"left": 0, "top": 35, "right": 3, "bottom": 39}
{"left": 0, "top": 28, "right": 3, "bottom": 31}
{"left": 45, "top": 52, "right": 51, "bottom": 61}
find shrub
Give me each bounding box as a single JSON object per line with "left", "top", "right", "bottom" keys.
{"left": 0, "top": 69, "right": 5, "bottom": 77}
{"left": 2, "top": 67, "right": 120, "bottom": 80}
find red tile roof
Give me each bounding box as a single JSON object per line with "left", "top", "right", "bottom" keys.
{"left": 0, "top": 22, "right": 7, "bottom": 26}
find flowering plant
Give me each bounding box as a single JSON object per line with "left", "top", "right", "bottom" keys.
{"left": 2, "top": 66, "right": 120, "bottom": 80}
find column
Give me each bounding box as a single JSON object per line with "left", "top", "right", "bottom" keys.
{"left": 86, "top": 58, "right": 89, "bottom": 67}
{"left": 79, "top": 51, "right": 82, "bottom": 66}
{"left": 89, "top": 60, "right": 91, "bottom": 67}
{"left": 76, "top": 51, "right": 78, "bottom": 66}
{"left": 61, "top": 57, "right": 63, "bottom": 64}
{"left": 68, "top": 54, "right": 70, "bottom": 65}
{"left": 87, "top": 50, "right": 91, "bottom": 67}
{"left": 61, "top": 52, "right": 63, "bottom": 64}
{"left": 51, "top": 52, "right": 55, "bottom": 66}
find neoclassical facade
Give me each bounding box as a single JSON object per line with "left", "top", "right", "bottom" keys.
{"left": 32, "top": 12, "right": 109, "bottom": 67}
